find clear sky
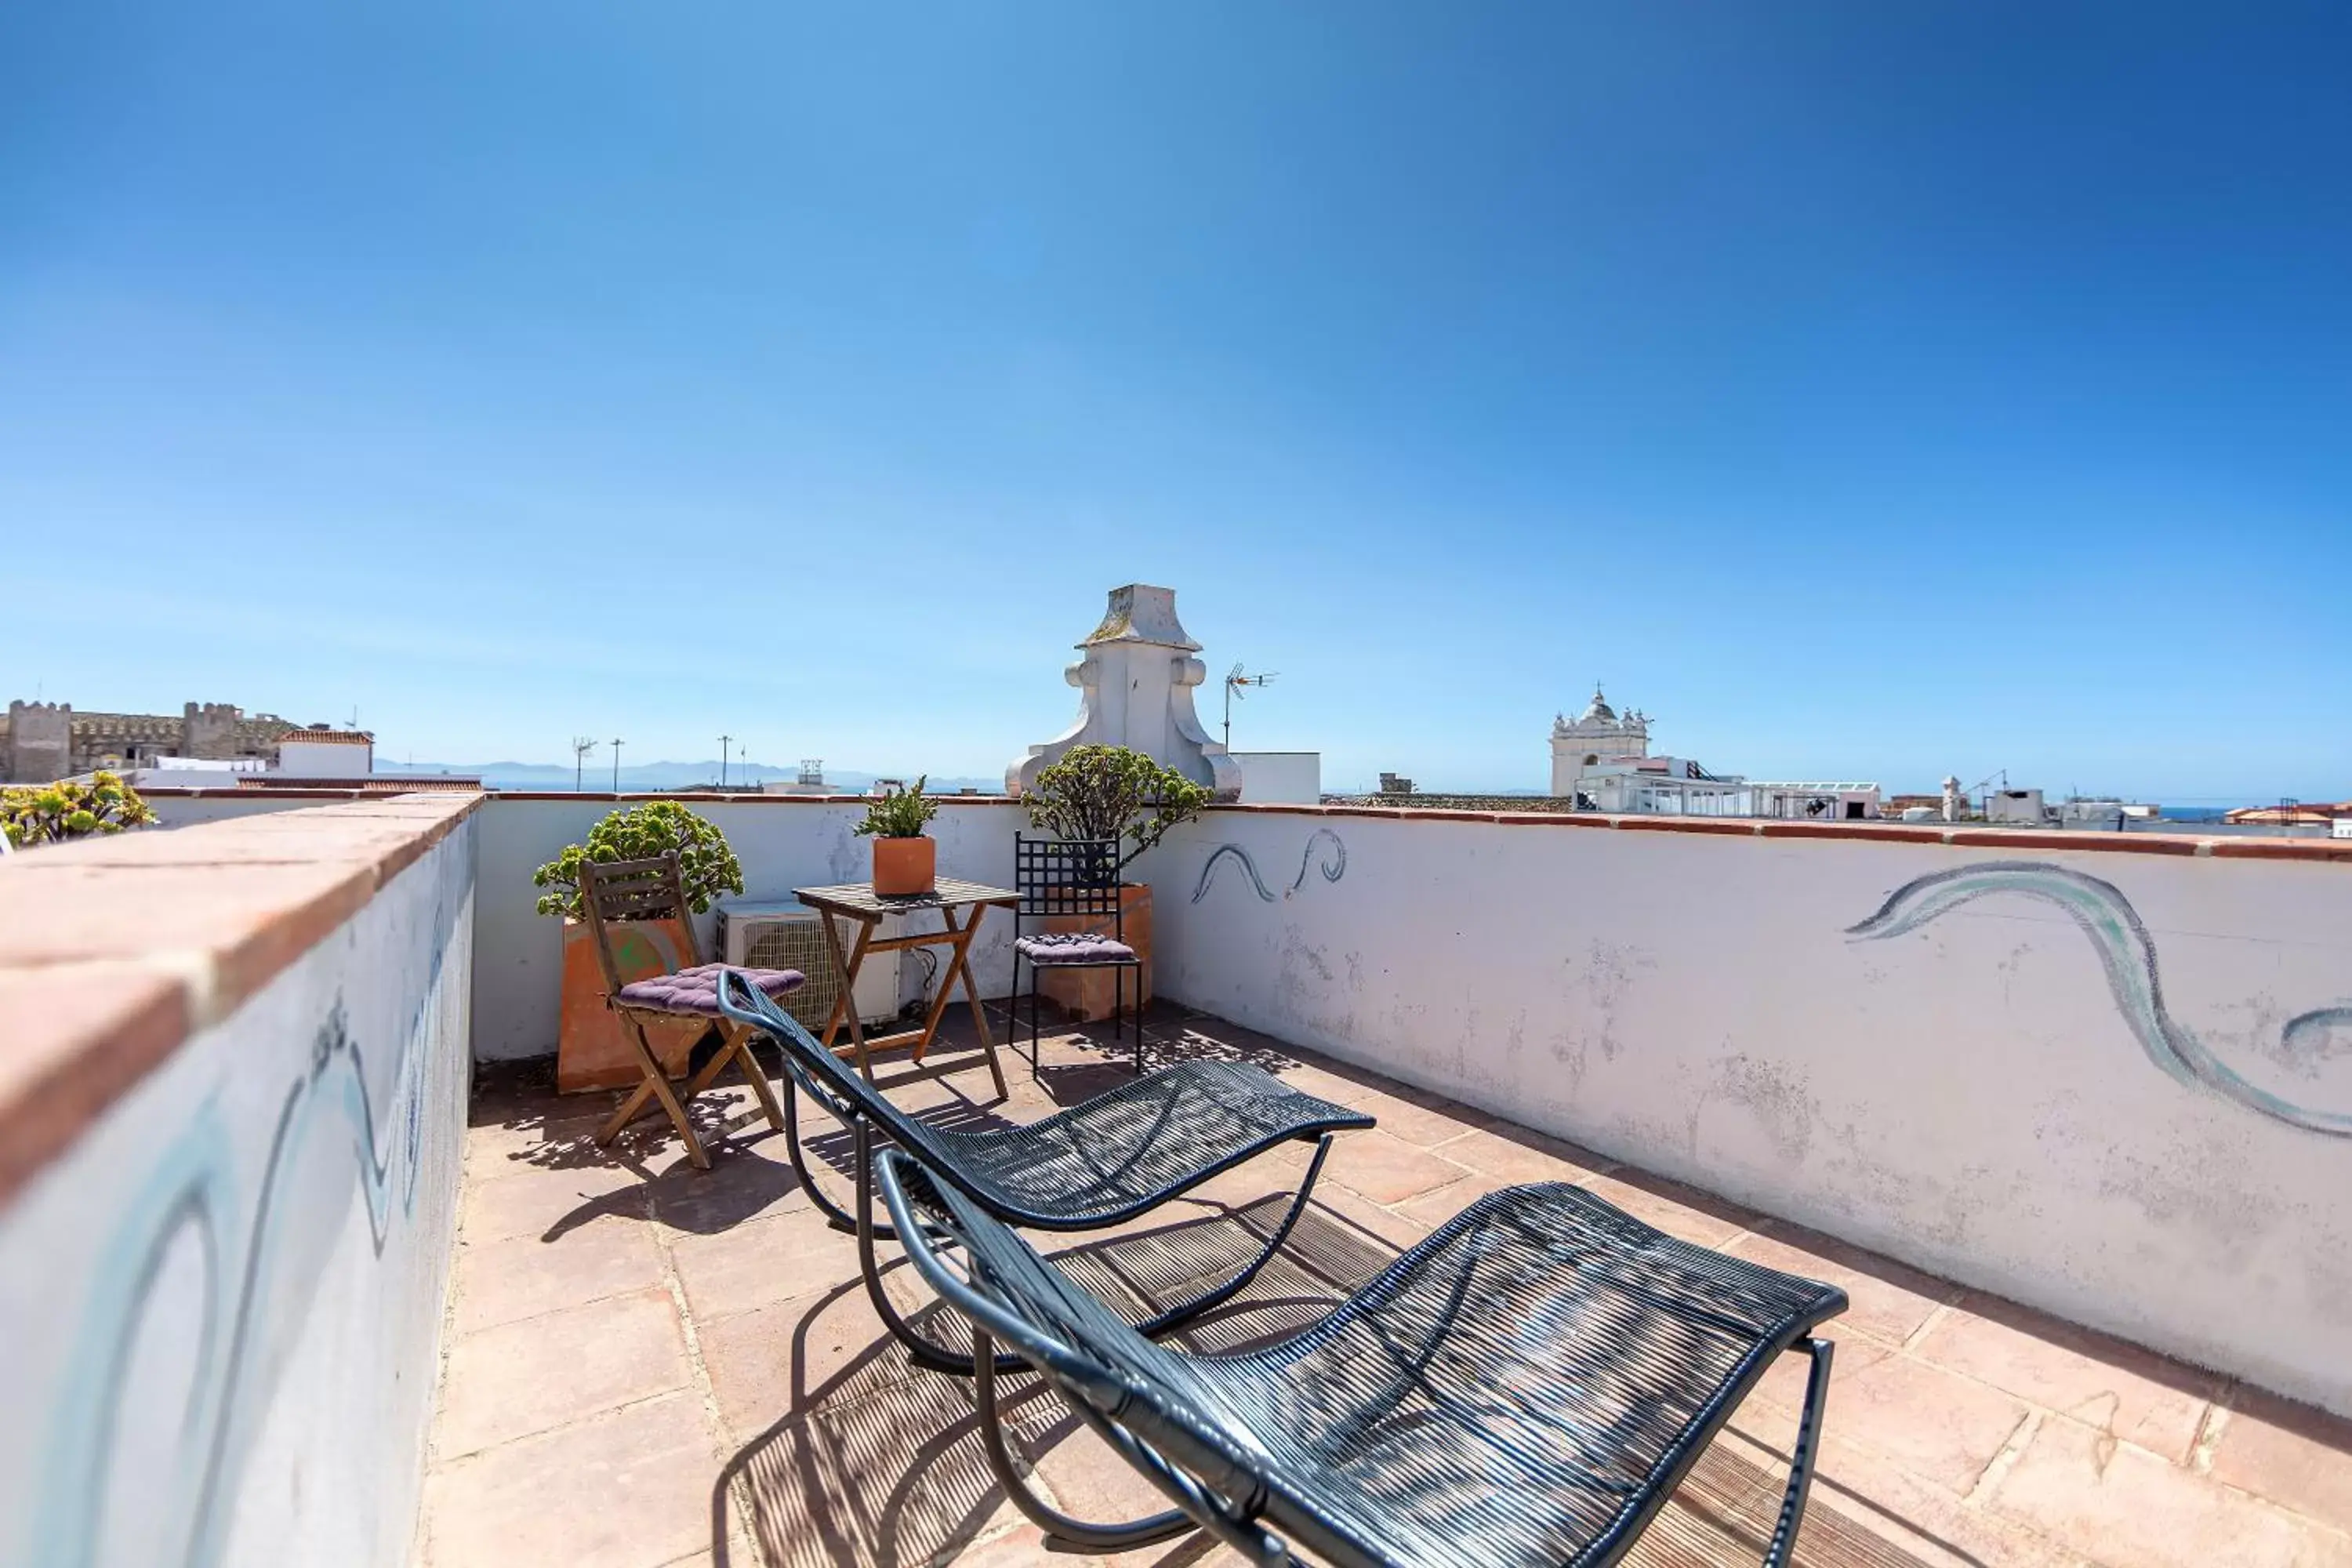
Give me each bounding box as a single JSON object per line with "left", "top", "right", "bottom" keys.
{"left": 5, "top": 3, "right": 2347, "bottom": 801}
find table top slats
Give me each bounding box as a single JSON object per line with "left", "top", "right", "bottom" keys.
{"left": 792, "top": 878, "right": 1018, "bottom": 918}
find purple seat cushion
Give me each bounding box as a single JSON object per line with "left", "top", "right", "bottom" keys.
{"left": 1016, "top": 933, "right": 1138, "bottom": 966}
{"left": 616, "top": 962, "right": 804, "bottom": 1016}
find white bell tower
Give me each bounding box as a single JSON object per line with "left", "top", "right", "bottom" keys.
{"left": 1548, "top": 685, "right": 1650, "bottom": 796}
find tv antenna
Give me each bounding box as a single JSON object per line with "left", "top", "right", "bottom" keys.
{"left": 1223, "top": 662, "right": 1278, "bottom": 750}
{"left": 571, "top": 736, "right": 597, "bottom": 793}
{"left": 1966, "top": 768, "right": 2009, "bottom": 817}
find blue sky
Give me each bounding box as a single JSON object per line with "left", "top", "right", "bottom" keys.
{"left": 4, "top": 3, "right": 2347, "bottom": 800}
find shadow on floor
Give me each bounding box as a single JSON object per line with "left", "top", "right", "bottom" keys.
{"left": 706, "top": 1181, "right": 1966, "bottom": 1567}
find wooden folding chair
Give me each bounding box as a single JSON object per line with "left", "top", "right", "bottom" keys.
{"left": 580, "top": 852, "right": 800, "bottom": 1169}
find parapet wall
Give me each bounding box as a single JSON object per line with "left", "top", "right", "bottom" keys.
{"left": 0, "top": 796, "right": 482, "bottom": 1567}
{"left": 1143, "top": 804, "right": 2352, "bottom": 1417}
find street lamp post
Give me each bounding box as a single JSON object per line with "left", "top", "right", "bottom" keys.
{"left": 611, "top": 739, "right": 625, "bottom": 792}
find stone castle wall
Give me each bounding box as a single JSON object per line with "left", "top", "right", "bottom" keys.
{"left": 1, "top": 702, "right": 294, "bottom": 782}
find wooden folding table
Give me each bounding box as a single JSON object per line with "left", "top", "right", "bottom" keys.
{"left": 791, "top": 877, "right": 1017, "bottom": 1097}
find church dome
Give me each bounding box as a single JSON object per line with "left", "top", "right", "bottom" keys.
{"left": 1581, "top": 685, "right": 1617, "bottom": 724}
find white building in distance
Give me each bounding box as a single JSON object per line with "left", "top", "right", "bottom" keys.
{"left": 274, "top": 728, "right": 376, "bottom": 779}
{"left": 1548, "top": 686, "right": 1881, "bottom": 820}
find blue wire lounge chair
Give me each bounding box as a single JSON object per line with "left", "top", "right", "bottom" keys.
{"left": 877, "top": 1146, "right": 1849, "bottom": 1567}
{"left": 713, "top": 968, "right": 1376, "bottom": 1375}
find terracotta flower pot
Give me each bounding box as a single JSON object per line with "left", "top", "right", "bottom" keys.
{"left": 557, "top": 916, "right": 704, "bottom": 1093}
{"left": 1039, "top": 882, "right": 1153, "bottom": 1022}
{"left": 871, "top": 834, "right": 936, "bottom": 896}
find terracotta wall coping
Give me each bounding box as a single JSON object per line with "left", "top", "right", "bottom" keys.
{"left": 0, "top": 793, "right": 485, "bottom": 1214}
{"left": 1199, "top": 801, "right": 2352, "bottom": 862}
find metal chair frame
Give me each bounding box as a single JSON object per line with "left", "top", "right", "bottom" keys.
{"left": 714, "top": 968, "right": 1374, "bottom": 1377}
{"left": 879, "top": 1149, "right": 1847, "bottom": 1568}
{"left": 579, "top": 852, "right": 785, "bottom": 1170}
{"left": 1010, "top": 833, "right": 1146, "bottom": 1076}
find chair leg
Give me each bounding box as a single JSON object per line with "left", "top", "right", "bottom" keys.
{"left": 1138, "top": 1134, "right": 1333, "bottom": 1335}
{"left": 851, "top": 1120, "right": 1027, "bottom": 1376}
{"left": 779, "top": 1076, "right": 861, "bottom": 1234}
{"left": 1762, "top": 1338, "right": 1835, "bottom": 1568}
{"left": 1029, "top": 960, "right": 1044, "bottom": 1079}
{"left": 973, "top": 1329, "right": 1197, "bottom": 1553}
{"left": 728, "top": 1022, "right": 788, "bottom": 1134}
{"left": 601, "top": 1018, "right": 707, "bottom": 1169}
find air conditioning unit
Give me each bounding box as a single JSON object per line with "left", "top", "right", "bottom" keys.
{"left": 714, "top": 899, "right": 902, "bottom": 1031}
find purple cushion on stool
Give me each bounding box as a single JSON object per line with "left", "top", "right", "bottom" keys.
{"left": 616, "top": 962, "right": 804, "bottom": 1016}
{"left": 1016, "top": 933, "right": 1138, "bottom": 966}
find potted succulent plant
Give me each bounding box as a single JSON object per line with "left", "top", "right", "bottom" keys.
{"left": 856, "top": 776, "right": 939, "bottom": 895}
{"left": 533, "top": 800, "right": 744, "bottom": 1092}
{"left": 2, "top": 771, "right": 157, "bottom": 849}
{"left": 1021, "top": 744, "right": 1211, "bottom": 1021}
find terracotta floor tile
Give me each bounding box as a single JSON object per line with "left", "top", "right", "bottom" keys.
{"left": 422, "top": 1389, "right": 717, "bottom": 1568}
{"left": 1991, "top": 1412, "right": 2340, "bottom": 1568}
{"left": 2213, "top": 1389, "right": 2352, "bottom": 1533}
{"left": 1429, "top": 1123, "right": 1615, "bottom": 1185}
{"left": 1319, "top": 1130, "right": 1475, "bottom": 1206}
{"left": 1828, "top": 1350, "right": 2034, "bottom": 1494}
{"left": 1915, "top": 1295, "right": 2219, "bottom": 1464}
{"left": 1343, "top": 1089, "right": 1480, "bottom": 1147}
{"left": 645, "top": 1141, "right": 817, "bottom": 1234}
{"left": 696, "top": 1284, "right": 917, "bottom": 1438}
{"left": 669, "top": 1203, "right": 863, "bottom": 1323}
{"left": 728, "top": 1369, "right": 1030, "bottom": 1568}
{"left": 1392, "top": 1169, "right": 1519, "bottom": 1228}
{"left": 452, "top": 1218, "right": 669, "bottom": 1334}
{"left": 461, "top": 1158, "right": 648, "bottom": 1244}
{"left": 464, "top": 1104, "right": 615, "bottom": 1173}
{"left": 648, "top": 1537, "right": 759, "bottom": 1568}
{"left": 1576, "top": 1171, "right": 1761, "bottom": 1248}
{"left": 434, "top": 1287, "right": 692, "bottom": 1458}
{"left": 1294, "top": 1182, "right": 1431, "bottom": 1260}
{"left": 1777, "top": 1428, "right": 2095, "bottom": 1568}
{"left": 1725, "top": 1225, "right": 1957, "bottom": 1346}
{"left": 441, "top": 1005, "right": 2352, "bottom": 1568}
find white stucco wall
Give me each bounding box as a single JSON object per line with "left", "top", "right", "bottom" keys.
{"left": 275, "top": 739, "right": 375, "bottom": 778}
{"left": 143, "top": 791, "right": 362, "bottom": 829}
{"left": 469, "top": 796, "right": 1031, "bottom": 1062}
{"left": 1145, "top": 810, "right": 2352, "bottom": 1417}
{"left": 0, "top": 815, "right": 477, "bottom": 1568}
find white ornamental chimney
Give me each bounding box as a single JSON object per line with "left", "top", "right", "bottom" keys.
{"left": 1006, "top": 584, "right": 1244, "bottom": 800}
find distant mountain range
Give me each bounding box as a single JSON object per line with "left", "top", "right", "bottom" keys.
{"left": 376, "top": 760, "right": 1002, "bottom": 793}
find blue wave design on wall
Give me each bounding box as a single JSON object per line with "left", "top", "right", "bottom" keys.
{"left": 1847, "top": 861, "right": 2352, "bottom": 1138}
{"left": 31, "top": 985, "right": 435, "bottom": 1567}
{"left": 1192, "top": 829, "right": 1348, "bottom": 905}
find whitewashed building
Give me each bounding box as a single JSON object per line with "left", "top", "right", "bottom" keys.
{"left": 275, "top": 728, "right": 376, "bottom": 779}
{"left": 1548, "top": 686, "right": 1880, "bottom": 818}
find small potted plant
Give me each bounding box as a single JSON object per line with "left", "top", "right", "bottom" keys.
{"left": 2, "top": 771, "right": 158, "bottom": 849}
{"left": 533, "top": 800, "right": 744, "bottom": 1092}
{"left": 1022, "top": 745, "right": 1211, "bottom": 1020}
{"left": 857, "top": 776, "right": 939, "bottom": 895}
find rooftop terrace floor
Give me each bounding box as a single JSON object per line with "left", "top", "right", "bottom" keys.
{"left": 416, "top": 1006, "right": 2352, "bottom": 1568}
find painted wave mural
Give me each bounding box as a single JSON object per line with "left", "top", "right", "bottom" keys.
{"left": 1846, "top": 860, "right": 2352, "bottom": 1138}
{"left": 1191, "top": 829, "right": 1348, "bottom": 904}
